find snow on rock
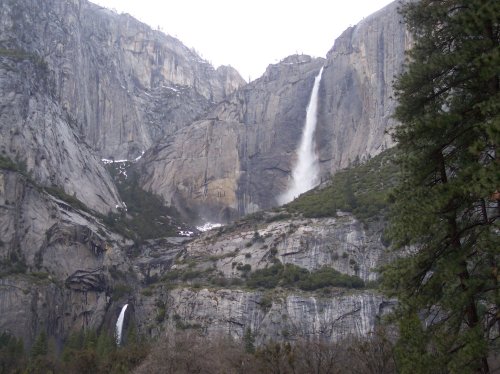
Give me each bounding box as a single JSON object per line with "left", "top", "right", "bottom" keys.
{"left": 196, "top": 222, "right": 223, "bottom": 232}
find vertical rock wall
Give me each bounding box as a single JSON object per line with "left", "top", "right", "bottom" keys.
{"left": 317, "top": 1, "right": 412, "bottom": 175}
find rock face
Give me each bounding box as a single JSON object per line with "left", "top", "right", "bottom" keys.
{"left": 0, "top": 0, "right": 245, "bottom": 160}
{"left": 317, "top": 1, "right": 412, "bottom": 175}
{"left": 184, "top": 214, "right": 386, "bottom": 282}
{"left": 0, "top": 52, "right": 122, "bottom": 213}
{"left": 131, "top": 212, "right": 393, "bottom": 343}
{"left": 0, "top": 169, "right": 132, "bottom": 346}
{"left": 141, "top": 1, "right": 410, "bottom": 220}
{"left": 0, "top": 0, "right": 402, "bottom": 350}
{"left": 141, "top": 55, "right": 325, "bottom": 222}
{"left": 136, "top": 287, "right": 388, "bottom": 344}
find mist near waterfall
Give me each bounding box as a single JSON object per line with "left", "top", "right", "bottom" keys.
{"left": 278, "top": 67, "right": 324, "bottom": 205}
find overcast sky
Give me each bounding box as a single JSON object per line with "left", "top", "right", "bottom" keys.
{"left": 91, "top": 0, "right": 395, "bottom": 81}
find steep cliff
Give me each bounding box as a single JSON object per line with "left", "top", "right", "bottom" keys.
{"left": 0, "top": 169, "right": 134, "bottom": 346}
{"left": 141, "top": 55, "right": 325, "bottom": 222}
{"left": 0, "top": 0, "right": 403, "bottom": 352}
{"left": 140, "top": 1, "right": 409, "bottom": 220}
{"left": 0, "top": 49, "right": 122, "bottom": 213}
{"left": 0, "top": 0, "right": 245, "bottom": 160}
{"left": 129, "top": 204, "right": 393, "bottom": 344}
{"left": 317, "top": 1, "right": 411, "bottom": 174}
{"left": 136, "top": 287, "right": 389, "bottom": 344}
{"left": 0, "top": 0, "right": 245, "bottom": 348}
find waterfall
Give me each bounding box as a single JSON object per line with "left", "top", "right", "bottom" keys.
{"left": 278, "top": 67, "right": 324, "bottom": 205}
{"left": 115, "top": 304, "right": 128, "bottom": 346}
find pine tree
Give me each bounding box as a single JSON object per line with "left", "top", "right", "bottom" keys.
{"left": 244, "top": 327, "right": 255, "bottom": 354}
{"left": 96, "top": 331, "right": 115, "bottom": 359}
{"left": 31, "top": 331, "right": 48, "bottom": 358}
{"left": 382, "top": 1, "right": 500, "bottom": 373}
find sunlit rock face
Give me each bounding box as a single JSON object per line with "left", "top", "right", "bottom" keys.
{"left": 317, "top": 1, "right": 412, "bottom": 177}
{"left": 0, "top": 0, "right": 245, "bottom": 160}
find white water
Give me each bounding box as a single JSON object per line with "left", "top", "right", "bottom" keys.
{"left": 278, "top": 67, "right": 324, "bottom": 205}
{"left": 115, "top": 304, "right": 128, "bottom": 346}
{"left": 196, "top": 222, "right": 223, "bottom": 232}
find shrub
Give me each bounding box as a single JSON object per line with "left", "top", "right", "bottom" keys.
{"left": 103, "top": 162, "right": 185, "bottom": 240}
{"left": 0, "top": 155, "right": 18, "bottom": 171}
{"left": 246, "top": 263, "right": 364, "bottom": 290}
{"left": 285, "top": 148, "right": 399, "bottom": 222}
{"left": 236, "top": 264, "right": 251, "bottom": 273}
{"left": 44, "top": 187, "right": 90, "bottom": 213}
{"left": 111, "top": 284, "right": 132, "bottom": 300}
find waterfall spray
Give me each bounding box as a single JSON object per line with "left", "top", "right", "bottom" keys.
{"left": 115, "top": 304, "right": 128, "bottom": 346}
{"left": 278, "top": 67, "right": 324, "bottom": 205}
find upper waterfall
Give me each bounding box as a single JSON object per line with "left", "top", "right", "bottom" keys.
{"left": 278, "top": 67, "right": 324, "bottom": 205}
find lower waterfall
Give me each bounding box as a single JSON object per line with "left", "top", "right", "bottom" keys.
{"left": 115, "top": 304, "right": 128, "bottom": 346}
{"left": 278, "top": 67, "right": 324, "bottom": 205}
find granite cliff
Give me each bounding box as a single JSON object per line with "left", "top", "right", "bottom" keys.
{"left": 0, "top": 0, "right": 244, "bottom": 347}
{"left": 0, "top": 168, "right": 134, "bottom": 346}
{"left": 0, "top": 0, "right": 404, "bottom": 351}
{"left": 140, "top": 1, "right": 410, "bottom": 221}
{"left": 0, "top": 0, "right": 245, "bottom": 160}
{"left": 140, "top": 54, "right": 325, "bottom": 222}
{"left": 130, "top": 209, "right": 394, "bottom": 344}
{"left": 317, "top": 1, "right": 412, "bottom": 174}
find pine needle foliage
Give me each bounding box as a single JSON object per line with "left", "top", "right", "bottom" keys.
{"left": 382, "top": 1, "right": 500, "bottom": 373}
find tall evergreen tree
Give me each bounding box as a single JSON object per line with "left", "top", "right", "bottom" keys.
{"left": 382, "top": 0, "right": 500, "bottom": 373}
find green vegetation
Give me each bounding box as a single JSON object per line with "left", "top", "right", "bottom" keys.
{"left": 104, "top": 162, "right": 186, "bottom": 240}
{"left": 286, "top": 148, "right": 399, "bottom": 221}
{"left": 153, "top": 260, "right": 363, "bottom": 293}
{"left": 243, "top": 327, "right": 255, "bottom": 354}
{"left": 44, "top": 186, "right": 91, "bottom": 213}
{"left": 246, "top": 263, "right": 364, "bottom": 290}
{"left": 135, "top": 328, "right": 396, "bottom": 374}
{"left": 265, "top": 212, "right": 292, "bottom": 223}
{"left": 0, "top": 47, "right": 31, "bottom": 59}
{"left": 381, "top": 1, "right": 500, "bottom": 373}
{"left": 155, "top": 301, "right": 166, "bottom": 323}
{"left": 0, "top": 155, "right": 34, "bottom": 181}
{"left": 0, "top": 328, "right": 398, "bottom": 374}
{"left": 5, "top": 328, "right": 151, "bottom": 374}
{"left": 0, "top": 155, "right": 18, "bottom": 171}
{"left": 0, "top": 332, "right": 25, "bottom": 373}
{"left": 0, "top": 250, "right": 27, "bottom": 277}
{"left": 110, "top": 283, "right": 133, "bottom": 301}
{"left": 173, "top": 314, "right": 202, "bottom": 330}
{"left": 0, "top": 154, "right": 94, "bottom": 215}
{"left": 0, "top": 48, "right": 47, "bottom": 68}
{"left": 157, "top": 266, "right": 235, "bottom": 290}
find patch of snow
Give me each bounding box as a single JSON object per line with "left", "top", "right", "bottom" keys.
{"left": 101, "top": 150, "right": 145, "bottom": 165}
{"left": 162, "top": 85, "right": 179, "bottom": 93}
{"left": 178, "top": 230, "right": 194, "bottom": 237}
{"left": 196, "top": 222, "right": 223, "bottom": 232}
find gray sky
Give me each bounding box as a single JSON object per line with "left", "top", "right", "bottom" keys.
{"left": 91, "top": 0, "right": 395, "bottom": 81}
